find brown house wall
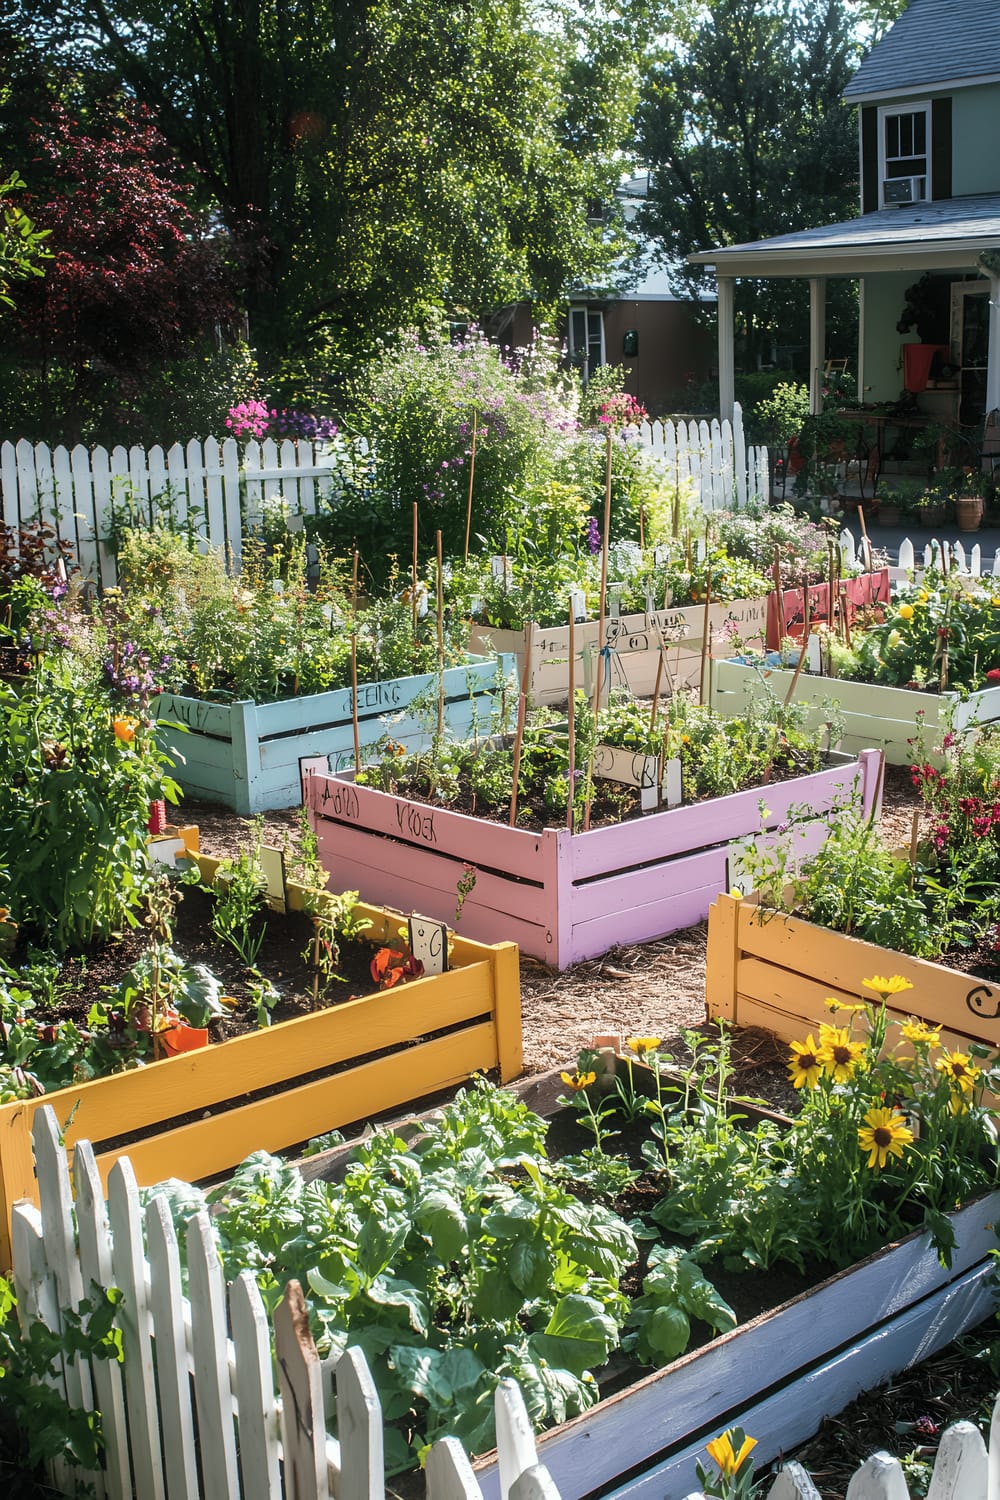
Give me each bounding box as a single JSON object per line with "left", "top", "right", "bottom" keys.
{"left": 602, "top": 300, "right": 715, "bottom": 416}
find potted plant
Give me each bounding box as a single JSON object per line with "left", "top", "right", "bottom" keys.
{"left": 874, "top": 478, "right": 922, "bottom": 526}
{"left": 951, "top": 469, "right": 990, "bottom": 532}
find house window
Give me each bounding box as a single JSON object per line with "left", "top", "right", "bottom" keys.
{"left": 878, "top": 102, "right": 930, "bottom": 205}
{"left": 569, "top": 306, "right": 605, "bottom": 383}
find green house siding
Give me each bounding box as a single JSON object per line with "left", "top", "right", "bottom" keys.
{"left": 951, "top": 83, "right": 1000, "bottom": 196}
{"left": 863, "top": 270, "right": 920, "bottom": 403}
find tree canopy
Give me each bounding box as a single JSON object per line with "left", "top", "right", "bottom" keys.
{"left": 635, "top": 0, "right": 861, "bottom": 367}
{"left": 11, "top": 0, "right": 641, "bottom": 395}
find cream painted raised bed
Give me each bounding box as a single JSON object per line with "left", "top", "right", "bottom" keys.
{"left": 469, "top": 596, "right": 768, "bottom": 707}
{"left": 711, "top": 658, "right": 1000, "bottom": 767}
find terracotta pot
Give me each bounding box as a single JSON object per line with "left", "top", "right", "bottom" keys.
{"left": 955, "top": 495, "right": 984, "bottom": 532}
{"left": 158, "top": 1022, "right": 210, "bottom": 1056}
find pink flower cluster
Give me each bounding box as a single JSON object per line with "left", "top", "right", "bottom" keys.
{"left": 597, "top": 393, "right": 648, "bottom": 429}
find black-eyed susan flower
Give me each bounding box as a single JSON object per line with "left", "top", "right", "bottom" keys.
{"left": 862, "top": 974, "right": 914, "bottom": 997}
{"left": 825, "top": 996, "right": 865, "bottom": 1013}
{"left": 560, "top": 1070, "right": 597, "bottom": 1092}
{"left": 818, "top": 1025, "right": 865, "bottom": 1083}
{"left": 627, "top": 1037, "right": 661, "bottom": 1057}
{"left": 787, "top": 1035, "right": 823, "bottom": 1090}
{"left": 935, "top": 1050, "right": 980, "bottom": 1095}
{"left": 858, "top": 1107, "right": 914, "bottom": 1170}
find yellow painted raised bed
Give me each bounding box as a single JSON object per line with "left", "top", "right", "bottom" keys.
{"left": 705, "top": 889, "right": 999, "bottom": 1055}
{"left": 0, "top": 866, "right": 521, "bottom": 1269}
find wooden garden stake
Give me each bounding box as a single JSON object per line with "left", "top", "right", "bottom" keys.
{"left": 697, "top": 561, "right": 713, "bottom": 705}
{"left": 649, "top": 649, "right": 665, "bottom": 735}
{"left": 508, "top": 623, "right": 533, "bottom": 827}
{"left": 783, "top": 587, "right": 811, "bottom": 708}
{"left": 908, "top": 808, "right": 921, "bottom": 887}
{"left": 350, "top": 630, "right": 361, "bottom": 771}
{"left": 857, "top": 504, "right": 873, "bottom": 572}
{"left": 584, "top": 433, "right": 614, "bottom": 831}
{"left": 566, "top": 603, "right": 576, "bottom": 830}
{"left": 411, "top": 501, "right": 419, "bottom": 641}
{"left": 436, "top": 529, "right": 445, "bottom": 741}
{"left": 772, "top": 547, "right": 787, "bottom": 642}
{"left": 311, "top": 921, "right": 322, "bottom": 1008}
{"left": 463, "top": 410, "right": 478, "bottom": 563}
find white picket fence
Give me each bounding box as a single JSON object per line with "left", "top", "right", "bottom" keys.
{"left": 841, "top": 530, "right": 1000, "bottom": 581}
{"left": 633, "top": 403, "right": 770, "bottom": 512}
{"left": 0, "top": 410, "right": 767, "bottom": 589}
{"left": 16, "top": 1102, "right": 1000, "bottom": 1500}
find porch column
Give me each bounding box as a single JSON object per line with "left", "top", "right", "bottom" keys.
{"left": 809, "top": 277, "right": 826, "bottom": 415}
{"left": 717, "top": 275, "right": 736, "bottom": 419}
{"left": 987, "top": 273, "right": 1000, "bottom": 415}
{"left": 857, "top": 277, "right": 866, "bottom": 400}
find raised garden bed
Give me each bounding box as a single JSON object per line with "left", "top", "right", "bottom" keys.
{"left": 475, "top": 1175, "right": 998, "bottom": 1500}
{"left": 469, "top": 597, "right": 768, "bottom": 706}
{"left": 704, "top": 887, "right": 1000, "bottom": 1055}
{"left": 0, "top": 856, "right": 521, "bottom": 1270}
{"left": 304, "top": 748, "right": 882, "bottom": 969}
{"left": 151, "top": 653, "right": 514, "bottom": 814}
{"left": 711, "top": 659, "right": 1000, "bottom": 767}
{"left": 765, "top": 568, "right": 891, "bottom": 647}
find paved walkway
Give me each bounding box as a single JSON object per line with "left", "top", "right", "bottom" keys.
{"left": 841, "top": 517, "right": 1000, "bottom": 568}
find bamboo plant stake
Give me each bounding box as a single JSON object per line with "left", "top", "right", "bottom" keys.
{"left": 856, "top": 503, "right": 873, "bottom": 572}
{"left": 772, "top": 546, "right": 787, "bottom": 642}
{"left": 350, "top": 629, "right": 361, "bottom": 773}
{"left": 566, "top": 603, "right": 576, "bottom": 830}
{"left": 436, "top": 530, "right": 445, "bottom": 741}
{"left": 783, "top": 586, "right": 812, "bottom": 708}
{"left": 463, "top": 410, "right": 478, "bottom": 563}
{"left": 508, "top": 623, "right": 534, "bottom": 827}
{"left": 584, "top": 433, "right": 614, "bottom": 831}
{"left": 411, "top": 501, "right": 419, "bottom": 643}
{"left": 698, "top": 557, "right": 713, "bottom": 706}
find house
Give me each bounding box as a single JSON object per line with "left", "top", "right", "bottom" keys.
{"left": 565, "top": 174, "right": 716, "bottom": 415}
{"left": 486, "top": 175, "right": 716, "bottom": 416}
{"left": 689, "top": 0, "right": 1000, "bottom": 437}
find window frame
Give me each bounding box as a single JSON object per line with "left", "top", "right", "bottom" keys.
{"left": 568, "top": 304, "right": 606, "bottom": 382}
{"left": 877, "top": 100, "right": 932, "bottom": 206}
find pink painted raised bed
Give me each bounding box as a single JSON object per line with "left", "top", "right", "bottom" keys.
{"left": 304, "top": 748, "right": 882, "bottom": 969}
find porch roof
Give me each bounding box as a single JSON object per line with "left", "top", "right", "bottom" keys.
{"left": 688, "top": 193, "right": 1000, "bottom": 278}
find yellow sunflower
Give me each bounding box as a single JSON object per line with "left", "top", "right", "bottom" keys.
{"left": 825, "top": 997, "right": 866, "bottom": 1013}
{"left": 858, "top": 1107, "right": 914, "bottom": 1170}
{"left": 818, "top": 1025, "right": 865, "bottom": 1083}
{"left": 935, "top": 1050, "right": 980, "bottom": 1095}
{"left": 787, "top": 1035, "right": 823, "bottom": 1090}
{"left": 627, "top": 1037, "right": 662, "bottom": 1057}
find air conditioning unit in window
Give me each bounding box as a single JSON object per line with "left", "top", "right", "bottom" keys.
{"left": 883, "top": 176, "right": 926, "bottom": 205}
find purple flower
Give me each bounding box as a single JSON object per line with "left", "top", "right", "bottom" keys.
{"left": 586, "top": 517, "right": 601, "bottom": 555}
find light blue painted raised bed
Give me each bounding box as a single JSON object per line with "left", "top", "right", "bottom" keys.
{"left": 152, "top": 654, "right": 514, "bottom": 814}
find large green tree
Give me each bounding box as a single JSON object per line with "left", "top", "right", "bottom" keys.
{"left": 13, "top": 0, "right": 640, "bottom": 393}
{"left": 635, "top": 0, "right": 860, "bottom": 369}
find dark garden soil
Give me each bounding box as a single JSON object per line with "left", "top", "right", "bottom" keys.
{"left": 32, "top": 878, "right": 381, "bottom": 1044}
{"left": 355, "top": 746, "right": 834, "bottom": 835}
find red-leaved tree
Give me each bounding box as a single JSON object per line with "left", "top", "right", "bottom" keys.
{"left": 12, "top": 99, "right": 233, "bottom": 396}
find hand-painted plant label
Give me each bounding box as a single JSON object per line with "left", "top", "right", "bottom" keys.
{"left": 319, "top": 780, "right": 360, "bottom": 820}
{"left": 408, "top": 914, "right": 449, "bottom": 974}
{"left": 396, "top": 802, "right": 438, "bottom": 844}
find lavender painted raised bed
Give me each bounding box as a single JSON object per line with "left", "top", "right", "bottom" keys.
{"left": 304, "top": 747, "right": 881, "bottom": 969}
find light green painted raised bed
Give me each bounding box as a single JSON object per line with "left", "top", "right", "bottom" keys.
{"left": 152, "top": 653, "right": 514, "bottom": 814}
{"left": 711, "top": 659, "right": 1000, "bottom": 766}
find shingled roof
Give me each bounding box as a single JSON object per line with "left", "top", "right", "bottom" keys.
{"left": 845, "top": 0, "right": 1000, "bottom": 102}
